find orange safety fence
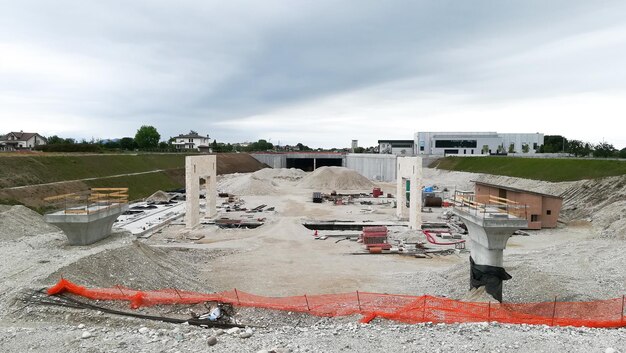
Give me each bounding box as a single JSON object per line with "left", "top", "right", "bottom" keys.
{"left": 47, "top": 279, "right": 626, "bottom": 328}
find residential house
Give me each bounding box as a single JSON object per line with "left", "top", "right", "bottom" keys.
{"left": 171, "top": 131, "right": 213, "bottom": 151}
{"left": 0, "top": 131, "right": 48, "bottom": 151}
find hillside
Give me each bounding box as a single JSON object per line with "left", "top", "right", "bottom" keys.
{"left": 0, "top": 153, "right": 266, "bottom": 207}
{"left": 430, "top": 157, "right": 626, "bottom": 182}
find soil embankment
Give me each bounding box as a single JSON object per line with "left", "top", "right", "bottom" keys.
{"left": 0, "top": 153, "right": 267, "bottom": 207}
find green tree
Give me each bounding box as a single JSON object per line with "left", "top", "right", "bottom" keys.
{"left": 47, "top": 135, "right": 65, "bottom": 144}
{"left": 246, "top": 139, "right": 274, "bottom": 152}
{"left": 103, "top": 140, "right": 121, "bottom": 149}
{"left": 158, "top": 141, "right": 168, "bottom": 149}
{"left": 119, "top": 137, "right": 137, "bottom": 150}
{"left": 508, "top": 143, "right": 516, "bottom": 153}
{"left": 134, "top": 126, "right": 160, "bottom": 149}
{"left": 593, "top": 142, "right": 617, "bottom": 158}
{"left": 521, "top": 143, "right": 530, "bottom": 153}
{"left": 541, "top": 135, "right": 567, "bottom": 153}
{"left": 619, "top": 148, "right": 626, "bottom": 158}
{"left": 296, "top": 142, "right": 312, "bottom": 151}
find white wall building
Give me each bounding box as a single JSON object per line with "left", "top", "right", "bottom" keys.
{"left": 172, "top": 131, "right": 213, "bottom": 151}
{"left": 378, "top": 140, "right": 416, "bottom": 156}
{"left": 414, "top": 132, "right": 544, "bottom": 156}
{"left": 0, "top": 131, "right": 47, "bottom": 151}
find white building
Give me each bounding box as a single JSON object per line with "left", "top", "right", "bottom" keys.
{"left": 414, "top": 132, "right": 544, "bottom": 156}
{"left": 0, "top": 131, "right": 47, "bottom": 151}
{"left": 171, "top": 131, "right": 213, "bottom": 151}
{"left": 378, "top": 140, "right": 416, "bottom": 156}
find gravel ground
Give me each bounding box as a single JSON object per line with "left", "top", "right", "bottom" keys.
{"left": 1, "top": 168, "right": 625, "bottom": 352}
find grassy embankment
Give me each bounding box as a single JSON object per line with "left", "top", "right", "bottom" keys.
{"left": 0, "top": 154, "right": 186, "bottom": 188}
{"left": 0, "top": 154, "right": 188, "bottom": 206}
{"left": 431, "top": 157, "right": 626, "bottom": 182}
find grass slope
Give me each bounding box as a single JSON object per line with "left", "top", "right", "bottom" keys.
{"left": 84, "top": 171, "right": 183, "bottom": 201}
{"left": 0, "top": 154, "right": 186, "bottom": 188}
{"left": 431, "top": 157, "right": 626, "bottom": 182}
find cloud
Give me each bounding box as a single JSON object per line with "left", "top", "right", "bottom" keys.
{"left": 1, "top": 0, "right": 626, "bottom": 148}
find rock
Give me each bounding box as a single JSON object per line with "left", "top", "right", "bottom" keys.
{"left": 239, "top": 331, "right": 253, "bottom": 339}
{"left": 273, "top": 348, "right": 292, "bottom": 353}
{"left": 138, "top": 327, "right": 149, "bottom": 334}
{"left": 77, "top": 324, "right": 85, "bottom": 329}
{"left": 214, "top": 329, "right": 225, "bottom": 336}
{"left": 605, "top": 349, "right": 617, "bottom": 353}
{"left": 81, "top": 331, "right": 93, "bottom": 339}
{"left": 257, "top": 350, "right": 269, "bottom": 353}
{"left": 207, "top": 336, "right": 218, "bottom": 346}
{"left": 226, "top": 327, "right": 240, "bottom": 335}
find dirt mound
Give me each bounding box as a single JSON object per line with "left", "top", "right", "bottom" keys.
{"left": 558, "top": 175, "right": 626, "bottom": 238}
{"left": 46, "top": 241, "right": 209, "bottom": 291}
{"left": 0, "top": 205, "right": 60, "bottom": 241}
{"left": 145, "top": 190, "right": 172, "bottom": 203}
{"left": 251, "top": 168, "right": 306, "bottom": 181}
{"left": 217, "top": 173, "right": 278, "bottom": 195}
{"left": 298, "top": 167, "right": 374, "bottom": 190}
{"left": 216, "top": 153, "right": 268, "bottom": 174}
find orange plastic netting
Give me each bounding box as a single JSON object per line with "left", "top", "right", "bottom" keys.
{"left": 47, "top": 279, "right": 625, "bottom": 328}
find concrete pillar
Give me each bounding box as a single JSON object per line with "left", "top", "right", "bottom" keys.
{"left": 313, "top": 158, "right": 317, "bottom": 170}
{"left": 185, "top": 155, "right": 217, "bottom": 229}
{"left": 452, "top": 207, "right": 528, "bottom": 301}
{"left": 396, "top": 157, "right": 422, "bottom": 230}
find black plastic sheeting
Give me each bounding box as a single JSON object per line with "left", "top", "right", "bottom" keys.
{"left": 469, "top": 256, "right": 512, "bottom": 302}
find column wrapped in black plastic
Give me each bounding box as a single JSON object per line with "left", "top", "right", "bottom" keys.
{"left": 469, "top": 256, "right": 512, "bottom": 302}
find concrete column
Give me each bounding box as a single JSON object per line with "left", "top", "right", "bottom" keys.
{"left": 452, "top": 207, "right": 527, "bottom": 301}
{"left": 313, "top": 158, "right": 317, "bottom": 170}
{"left": 185, "top": 155, "right": 217, "bottom": 229}
{"left": 396, "top": 157, "right": 422, "bottom": 229}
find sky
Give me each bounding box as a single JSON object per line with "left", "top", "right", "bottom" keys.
{"left": 1, "top": 0, "right": 625, "bottom": 149}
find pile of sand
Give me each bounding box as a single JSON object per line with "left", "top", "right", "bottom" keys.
{"left": 45, "top": 241, "right": 208, "bottom": 291}
{"left": 298, "top": 167, "right": 374, "bottom": 190}
{"left": 0, "top": 205, "right": 60, "bottom": 241}
{"left": 252, "top": 168, "right": 306, "bottom": 181}
{"left": 218, "top": 173, "right": 279, "bottom": 195}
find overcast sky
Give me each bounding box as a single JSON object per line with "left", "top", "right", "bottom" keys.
{"left": 1, "top": 0, "right": 625, "bottom": 148}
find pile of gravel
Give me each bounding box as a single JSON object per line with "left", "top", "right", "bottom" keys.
{"left": 0, "top": 205, "right": 60, "bottom": 241}
{"left": 298, "top": 167, "right": 374, "bottom": 190}
{"left": 45, "top": 241, "right": 213, "bottom": 291}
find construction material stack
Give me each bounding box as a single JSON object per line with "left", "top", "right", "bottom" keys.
{"left": 361, "top": 226, "right": 391, "bottom": 253}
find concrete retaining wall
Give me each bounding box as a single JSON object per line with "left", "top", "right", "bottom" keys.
{"left": 345, "top": 154, "right": 397, "bottom": 182}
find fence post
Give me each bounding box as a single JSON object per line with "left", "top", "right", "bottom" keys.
{"left": 488, "top": 301, "right": 491, "bottom": 322}
{"left": 115, "top": 285, "right": 125, "bottom": 296}
{"left": 551, "top": 296, "right": 557, "bottom": 326}
{"left": 304, "top": 294, "right": 311, "bottom": 311}
{"left": 619, "top": 295, "right": 626, "bottom": 326}
{"left": 234, "top": 288, "right": 241, "bottom": 305}
{"left": 422, "top": 296, "right": 427, "bottom": 321}
{"left": 356, "top": 291, "right": 362, "bottom": 312}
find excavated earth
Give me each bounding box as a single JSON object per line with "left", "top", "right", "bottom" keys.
{"left": 0, "top": 167, "right": 624, "bottom": 352}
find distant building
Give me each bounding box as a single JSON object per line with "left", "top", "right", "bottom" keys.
{"left": 0, "top": 131, "right": 47, "bottom": 151}
{"left": 351, "top": 140, "right": 358, "bottom": 153}
{"left": 171, "top": 131, "right": 213, "bottom": 151}
{"left": 378, "top": 140, "right": 415, "bottom": 156}
{"left": 474, "top": 181, "right": 562, "bottom": 230}
{"left": 415, "top": 132, "right": 544, "bottom": 156}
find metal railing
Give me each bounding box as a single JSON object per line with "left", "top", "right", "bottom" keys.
{"left": 44, "top": 188, "right": 128, "bottom": 215}
{"left": 451, "top": 191, "right": 528, "bottom": 220}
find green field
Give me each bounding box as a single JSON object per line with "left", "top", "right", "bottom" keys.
{"left": 0, "top": 154, "right": 187, "bottom": 188}
{"left": 431, "top": 157, "right": 626, "bottom": 181}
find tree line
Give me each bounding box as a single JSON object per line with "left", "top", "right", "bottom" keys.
{"left": 540, "top": 135, "right": 626, "bottom": 158}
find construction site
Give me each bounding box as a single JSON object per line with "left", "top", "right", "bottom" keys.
{"left": 1, "top": 154, "right": 625, "bottom": 353}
